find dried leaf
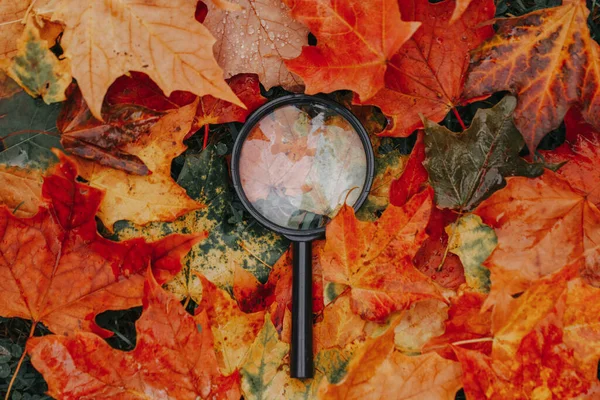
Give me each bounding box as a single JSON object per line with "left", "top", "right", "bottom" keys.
{"left": 52, "top": 0, "right": 242, "bottom": 119}
{"left": 284, "top": 0, "right": 421, "bottom": 100}
{"left": 28, "top": 271, "right": 240, "bottom": 399}
{"left": 355, "top": 0, "right": 495, "bottom": 136}
{"left": 318, "top": 329, "right": 462, "bottom": 400}
{"left": 0, "top": 0, "right": 53, "bottom": 59}
{"left": 76, "top": 101, "right": 203, "bottom": 229}
{"left": 197, "top": 273, "right": 266, "bottom": 374}
{"left": 463, "top": 0, "right": 600, "bottom": 152}
{"left": 392, "top": 299, "right": 448, "bottom": 354}
{"left": 205, "top": 0, "right": 308, "bottom": 91}
{"left": 423, "top": 96, "right": 544, "bottom": 211}
{"left": 321, "top": 189, "right": 443, "bottom": 322}
{"left": 0, "top": 152, "right": 203, "bottom": 336}
{"left": 475, "top": 171, "right": 600, "bottom": 302}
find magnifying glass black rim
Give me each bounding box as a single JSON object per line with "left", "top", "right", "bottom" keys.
{"left": 231, "top": 94, "right": 375, "bottom": 241}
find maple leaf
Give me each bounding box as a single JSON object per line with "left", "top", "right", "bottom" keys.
{"left": 4, "top": 12, "right": 71, "bottom": 104}
{"left": 0, "top": 152, "right": 203, "bottom": 337}
{"left": 27, "top": 271, "right": 241, "bottom": 400}
{"left": 318, "top": 328, "right": 463, "bottom": 399}
{"left": 204, "top": 0, "right": 308, "bottom": 91}
{"left": 284, "top": 0, "right": 421, "bottom": 100}
{"left": 463, "top": 0, "right": 600, "bottom": 152}
{"left": 540, "top": 108, "right": 600, "bottom": 207}
{"left": 321, "top": 188, "right": 443, "bottom": 322}
{"left": 105, "top": 72, "right": 267, "bottom": 139}
{"left": 389, "top": 131, "right": 428, "bottom": 207}
{"left": 355, "top": 0, "right": 495, "bottom": 136}
{"left": 51, "top": 0, "right": 242, "bottom": 120}
{"left": 58, "top": 86, "right": 164, "bottom": 175}
{"left": 445, "top": 214, "right": 496, "bottom": 292}
{"left": 314, "top": 294, "right": 366, "bottom": 352}
{"left": 75, "top": 100, "right": 203, "bottom": 230}
{"left": 114, "top": 146, "right": 288, "bottom": 302}
{"left": 424, "top": 291, "right": 493, "bottom": 360}
{"left": 0, "top": 164, "right": 43, "bottom": 217}
{"left": 475, "top": 171, "right": 600, "bottom": 302}
{"left": 423, "top": 96, "right": 544, "bottom": 211}
{"left": 0, "top": 0, "right": 53, "bottom": 59}
{"left": 196, "top": 273, "right": 265, "bottom": 374}
{"left": 454, "top": 271, "right": 600, "bottom": 399}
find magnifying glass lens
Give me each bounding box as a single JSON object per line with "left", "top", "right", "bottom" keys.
{"left": 238, "top": 104, "right": 368, "bottom": 231}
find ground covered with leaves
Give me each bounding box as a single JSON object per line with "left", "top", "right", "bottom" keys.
{"left": 0, "top": 0, "right": 600, "bottom": 399}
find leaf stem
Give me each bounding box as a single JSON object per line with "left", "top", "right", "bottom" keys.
{"left": 202, "top": 125, "right": 209, "bottom": 150}
{"left": 452, "top": 107, "right": 466, "bottom": 130}
{"left": 5, "top": 322, "right": 37, "bottom": 400}
{"left": 451, "top": 337, "right": 494, "bottom": 346}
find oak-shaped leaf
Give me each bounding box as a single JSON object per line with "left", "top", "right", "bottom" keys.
{"left": 115, "top": 145, "right": 288, "bottom": 303}
{"left": 0, "top": 152, "right": 203, "bottom": 337}
{"left": 75, "top": 100, "right": 203, "bottom": 229}
{"left": 423, "top": 95, "right": 544, "bottom": 211}
{"left": 52, "top": 0, "right": 242, "bottom": 119}
{"left": 205, "top": 0, "right": 308, "bottom": 91}
{"left": 284, "top": 0, "right": 421, "bottom": 100}
{"left": 355, "top": 0, "right": 495, "bottom": 136}
{"left": 321, "top": 188, "right": 443, "bottom": 322}
{"left": 463, "top": 0, "right": 600, "bottom": 152}
{"left": 27, "top": 271, "right": 241, "bottom": 399}
{"left": 318, "top": 328, "right": 462, "bottom": 399}
{"left": 475, "top": 171, "right": 600, "bottom": 303}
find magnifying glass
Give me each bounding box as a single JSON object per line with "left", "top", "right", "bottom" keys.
{"left": 231, "top": 94, "right": 374, "bottom": 379}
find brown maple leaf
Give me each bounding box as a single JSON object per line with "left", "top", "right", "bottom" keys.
{"left": 355, "top": 0, "right": 495, "bottom": 136}
{"left": 284, "top": 0, "right": 421, "bottom": 100}
{"left": 204, "top": 0, "right": 308, "bottom": 91}
{"left": 0, "top": 152, "right": 203, "bottom": 337}
{"left": 463, "top": 0, "right": 600, "bottom": 152}
{"left": 320, "top": 188, "right": 443, "bottom": 322}
{"left": 52, "top": 0, "right": 242, "bottom": 119}
{"left": 75, "top": 100, "right": 204, "bottom": 230}
{"left": 28, "top": 271, "right": 240, "bottom": 400}
{"left": 475, "top": 171, "right": 600, "bottom": 304}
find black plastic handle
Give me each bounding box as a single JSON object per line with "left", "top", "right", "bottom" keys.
{"left": 290, "top": 241, "right": 313, "bottom": 379}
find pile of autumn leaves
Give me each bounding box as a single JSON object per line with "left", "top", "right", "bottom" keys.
{"left": 1, "top": 0, "right": 600, "bottom": 398}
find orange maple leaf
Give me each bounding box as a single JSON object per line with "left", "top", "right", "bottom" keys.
{"left": 0, "top": 152, "right": 203, "bottom": 337}
{"left": 27, "top": 271, "right": 240, "bottom": 400}
{"left": 320, "top": 188, "right": 443, "bottom": 322}
{"left": 475, "top": 170, "right": 600, "bottom": 303}
{"left": 355, "top": 0, "right": 495, "bottom": 136}
{"left": 463, "top": 0, "right": 600, "bottom": 152}
{"left": 283, "top": 0, "right": 421, "bottom": 100}
{"left": 318, "top": 328, "right": 462, "bottom": 399}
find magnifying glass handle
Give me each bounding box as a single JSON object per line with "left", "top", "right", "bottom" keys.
{"left": 290, "top": 240, "right": 314, "bottom": 379}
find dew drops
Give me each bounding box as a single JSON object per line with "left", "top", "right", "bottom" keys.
{"left": 248, "top": 27, "right": 255, "bottom": 35}
{"left": 461, "top": 35, "right": 467, "bottom": 41}
{"left": 268, "top": 31, "right": 275, "bottom": 40}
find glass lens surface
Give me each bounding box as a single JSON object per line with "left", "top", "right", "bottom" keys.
{"left": 238, "top": 103, "right": 368, "bottom": 230}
